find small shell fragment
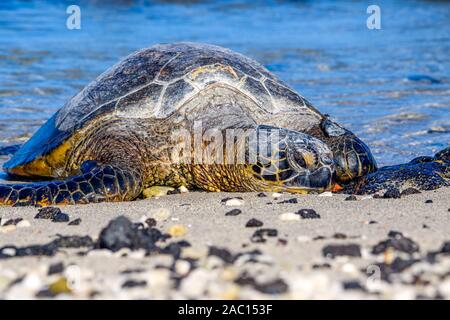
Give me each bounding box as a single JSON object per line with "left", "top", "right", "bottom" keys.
{"left": 168, "top": 224, "right": 188, "bottom": 237}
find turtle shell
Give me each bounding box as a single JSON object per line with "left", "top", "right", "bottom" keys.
{"left": 4, "top": 42, "right": 323, "bottom": 173}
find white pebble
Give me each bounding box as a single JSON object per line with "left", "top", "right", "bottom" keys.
{"left": 279, "top": 212, "right": 300, "bottom": 221}
{"left": 1, "top": 248, "right": 16, "bottom": 256}
{"left": 341, "top": 263, "right": 358, "bottom": 275}
{"left": 175, "top": 260, "right": 191, "bottom": 276}
{"left": 180, "top": 269, "right": 212, "bottom": 298}
{"left": 296, "top": 235, "right": 311, "bottom": 242}
{"left": 225, "top": 198, "right": 244, "bottom": 206}
{"left": 16, "top": 220, "right": 31, "bottom": 228}
{"left": 272, "top": 192, "right": 283, "bottom": 199}
{"left": 438, "top": 279, "right": 450, "bottom": 297}
{"left": 22, "top": 273, "right": 42, "bottom": 291}
{"left": 179, "top": 186, "right": 189, "bottom": 193}
{"left": 319, "top": 192, "right": 333, "bottom": 197}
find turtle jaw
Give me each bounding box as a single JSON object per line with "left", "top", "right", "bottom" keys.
{"left": 249, "top": 166, "right": 335, "bottom": 194}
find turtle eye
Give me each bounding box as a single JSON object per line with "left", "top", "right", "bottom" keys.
{"left": 288, "top": 149, "right": 318, "bottom": 172}
{"left": 293, "top": 151, "right": 307, "bottom": 168}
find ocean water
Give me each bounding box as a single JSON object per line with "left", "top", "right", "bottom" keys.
{"left": 0, "top": 0, "right": 449, "bottom": 170}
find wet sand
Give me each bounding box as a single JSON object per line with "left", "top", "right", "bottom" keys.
{"left": 0, "top": 187, "right": 449, "bottom": 299}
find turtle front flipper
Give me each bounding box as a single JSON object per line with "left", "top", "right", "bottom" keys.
{"left": 0, "top": 163, "right": 143, "bottom": 206}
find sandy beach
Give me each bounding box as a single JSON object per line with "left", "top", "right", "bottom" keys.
{"left": 0, "top": 187, "right": 449, "bottom": 299}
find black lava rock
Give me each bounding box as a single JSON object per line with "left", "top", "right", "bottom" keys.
{"left": 343, "top": 280, "right": 364, "bottom": 290}
{"left": 425, "top": 199, "right": 433, "bottom": 203}
{"left": 145, "top": 218, "right": 157, "bottom": 227}
{"left": 297, "top": 209, "right": 320, "bottom": 219}
{"left": 322, "top": 244, "right": 361, "bottom": 259}
{"left": 387, "top": 230, "right": 402, "bottom": 238}
{"left": 3, "top": 218, "right": 23, "bottom": 226}
{"left": 52, "top": 212, "right": 70, "bottom": 223}
{"left": 35, "top": 289, "right": 56, "bottom": 298}
{"left": 68, "top": 218, "right": 82, "bottom": 226}
{"left": 160, "top": 242, "right": 184, "bottom": 259}
{"left": 373, "top": 257, "right": 418, "bottom": 282}
{"left": 255, "top": 279, "right": 288, "bottom": 294}
{"left": 425, "top": 241, "right": 450, "bottom": 263}
{"left": 333, "top": 233, "right": 348, "bottom": 239}
{"left": 250, "top": 228, "right": 278, "bottom": 243}
{"left": 246, "top": 218, "right": 263, "bottom": 228}
{"left": 372, "top": 231, "right": 420, "bottom": 255}
{"left": 48, "top": 262, "right": 64, "bottom": 275}
{"left": 439, "top": 242, "right": 450, "bottom": 254}
{"left": 34, "top": 207, "right": 70, "bottom": 223}
{"left": 176, "top": 240, "right": 192, "bottom": 248}
{"left": 235, "top": 273, "right": 288, "bottom": 294}
{"left": 208, "top": 246, "right": 235, "bottom": 264}
{"left": 345, "top": 195, "right": 357, "bottom": 201}
{"left": 120, "top": 268, "right": 146, "bottom": 274}
{"left": 400, "top": 188, "right": 421, "bottom": 196}
{"left": 312, "top": 263, "right": 331, "bottom": 269}
{"left": 383, "top": 188, "right": 401, "bottom": 199}
{"left": 278, "top": 198, "right": 298, "bottom": 204}
{"left": 225, "top": 209, "right": 242, "bottom": 216}
{"left": 257, "top": 193, "right": 267, "bottom": 197}
{"left": 122, "top": 280, "right": 147, "bottom": 288}
{"left": 35, "top": 207, "right": 60, "bottom": 219}
{"left": 97, "top": 216, "right": 164, "bottom": 252}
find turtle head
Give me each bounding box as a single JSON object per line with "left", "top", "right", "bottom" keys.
{"left": 249, "top": 126, "right": 335, "bottom": 193}
{"left": 320, "top": 118, "right": 377, "bottom": 183}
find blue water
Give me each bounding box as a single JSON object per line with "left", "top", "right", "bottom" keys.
{"left": 0, "top": 0, "right": 449, "bottom": 168}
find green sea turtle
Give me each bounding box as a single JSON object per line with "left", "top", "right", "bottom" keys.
{"left": 0, "top": 42, "right": 376, "bottom": 206}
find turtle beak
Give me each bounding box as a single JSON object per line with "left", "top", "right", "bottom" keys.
{"left": 320, "top": 117, "right": 377, "bottom": 183}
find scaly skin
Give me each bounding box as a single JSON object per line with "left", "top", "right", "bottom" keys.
{"left": 0, "top": 165, "right": 142, "bottom": 206}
